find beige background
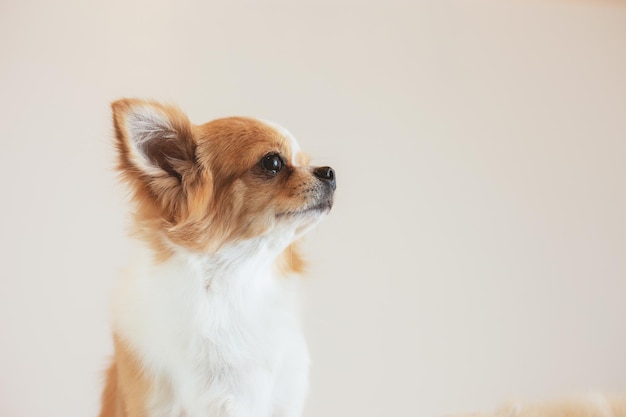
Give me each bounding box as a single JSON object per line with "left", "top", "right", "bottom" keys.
{"left": 1, "top": 1, "right": 625, "bottom": 416}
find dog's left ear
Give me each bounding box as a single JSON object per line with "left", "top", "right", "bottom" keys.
{"left": 111, "top": 99, "right": 196, "bottom": 183}
{"left": 111, "top": 99, "right": 208, "bottom": 224}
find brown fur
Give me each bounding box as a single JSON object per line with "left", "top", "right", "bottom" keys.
{"left": 111, "top": 99, "right": 319, "bottom": 259}
{"left": 99, "top": 336, "right": 151, "bottom": 417}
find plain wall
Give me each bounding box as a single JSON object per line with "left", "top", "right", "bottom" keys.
{"left": 1, "top": 1, "right": 625, "bottom": 416}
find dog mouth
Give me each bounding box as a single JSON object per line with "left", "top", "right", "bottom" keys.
{"left": 276, "top": 200, "right": 333, "bottom": 218}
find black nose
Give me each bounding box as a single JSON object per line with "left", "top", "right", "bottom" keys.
{"left": 313, "top": 166, "right": 336, "bottom": 190}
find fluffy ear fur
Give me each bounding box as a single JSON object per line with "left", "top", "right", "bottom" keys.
{"left": 112, "top": 99, "right": 196, "bottom": 180}
{"left": 111, "top": 99, "right": 208, "bottom": 227}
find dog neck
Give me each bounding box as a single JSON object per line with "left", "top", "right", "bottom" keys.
{"left": 112, "top": 233, "right": 300, "bottom": 365}
{"left": 114, "top": 232, "right": 297, "bottom": 319}
{"left": 187, "top": 236, "right": 289, "bottom": 294}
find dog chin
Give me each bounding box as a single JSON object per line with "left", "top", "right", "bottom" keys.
{"left": 277, "top": 201, "right": 333, "bottom": 219}
{"left": 284, "top": 207, "right": 332, "bottom": 237}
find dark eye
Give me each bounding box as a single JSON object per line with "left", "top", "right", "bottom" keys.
{"left": 260, "top": 153, "right": 284, "bottom": 174}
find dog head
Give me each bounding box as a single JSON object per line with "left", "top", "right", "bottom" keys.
{"left": 111, "top": 99, "right": 335, "bottom": 267}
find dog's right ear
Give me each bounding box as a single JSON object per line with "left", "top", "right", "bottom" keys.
{"left": 111, "top": 99, "right": 205, "bottom": 220}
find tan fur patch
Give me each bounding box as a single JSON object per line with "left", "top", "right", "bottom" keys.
{"left": 450, "top": 396, "right": 626, "bottom": 417}
{"left": 99, "top": 335, "right": 151, "bottom": 417}
{"left": 276, "top": 241, "right": 306, "bottom": 276}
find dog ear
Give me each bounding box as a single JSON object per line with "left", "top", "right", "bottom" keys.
{"left": 111, "top": 99, "right": 196, "bottom": 182}
{"left": 111, "top": 99, "right": 208, "bottom": 224}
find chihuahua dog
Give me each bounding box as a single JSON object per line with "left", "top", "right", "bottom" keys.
{"left": 99, "top": 99, "right": 336, "bottom": 417}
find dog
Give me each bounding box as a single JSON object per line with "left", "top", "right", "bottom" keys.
{"left": 99, "top": 99, "right": 336, "bottom": 417}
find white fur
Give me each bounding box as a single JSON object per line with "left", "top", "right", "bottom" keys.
{"left": 113, "top": 231, "right": 311, "bottom": 417}
{"left": 124, "top": 106, "right": 177, "bottom": 175}
{"left": 260, "top": 120, "right": 302, "bottom": 166}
